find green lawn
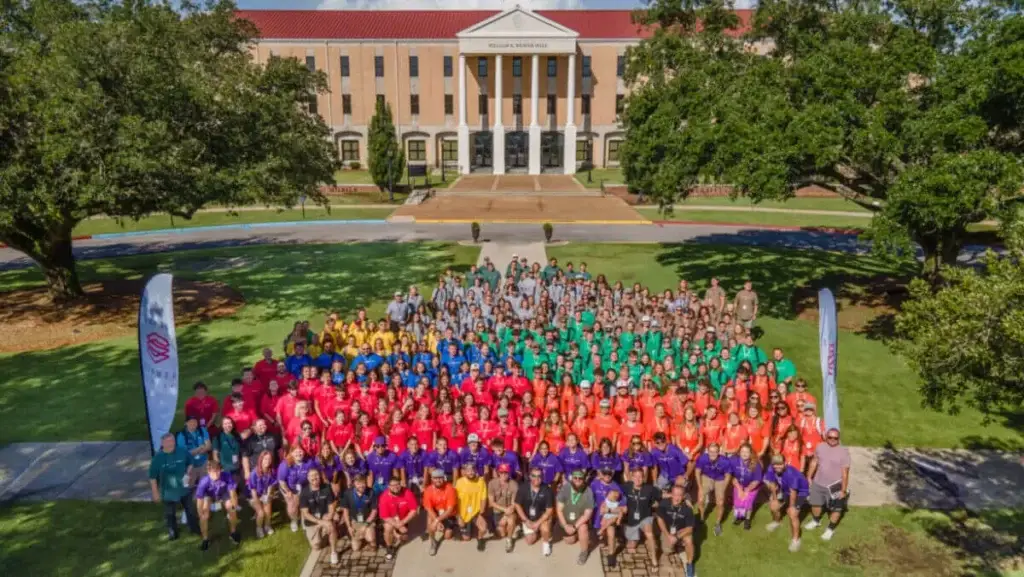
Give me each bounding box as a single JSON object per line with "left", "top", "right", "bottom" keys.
{"left": 0, "top": 243, "right": 479, "bottom": 444}
{"left": 576, "top": 167, "right": 625, "bottom": 188}
{"left": 547, "top": 243, "right": 1024, "bottom": 450}
{"left": 1, "top": 501, "right": 1018, "bottom": 577}
{"left": 332, "top": 168, "right": 457, "bottom": 189}
{"left": 637, "top": 208, "right": 872, "bottom": 230}
{"left": 671, "top": 196, "right": 872, "bottom": 213}
{"left": 74, "top": 207, "right": 394, "bottom": 236}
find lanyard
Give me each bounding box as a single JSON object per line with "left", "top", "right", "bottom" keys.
{"left": 569, "top": 489, "right": 583, "bottom": 506}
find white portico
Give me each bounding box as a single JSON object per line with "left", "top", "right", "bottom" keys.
{"left": 456, "top": 6, "right": 580, "bottom": 176}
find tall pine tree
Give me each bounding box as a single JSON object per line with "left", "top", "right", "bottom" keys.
{"left": 367, "top": 99, "right": 404, "bottom": 199}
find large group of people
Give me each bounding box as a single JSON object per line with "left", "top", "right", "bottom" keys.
{"left": 149, "top": 255, "right": 852, "bottom": 576}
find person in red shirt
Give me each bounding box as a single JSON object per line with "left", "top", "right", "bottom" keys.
{"left": 410, "top": 404, "right": 438, "bottom": 449}
{"left": 275, "top": 381, "right": 301, "bottom": 431}
{"left": 518, "top": 412, "right": 541, "bottom": 460}
{"left": 610, "top": 382, "right": 635, "bottom": 422}
{"left": 297, "top": 366, "right": 319, "bottom": 401}
{"left": 778, "top": 425, "right": 805, "bottom": 471}
{"left": 252, "top": 348, "right": 278, "bottom": 386}
{"left": 240, "top": 368, "right": 265, "bottom": 409}
{"left": 461, "top": 364, "right": 482, "bottom": 392}
{"left": 326, "top": 410, "right": 355, "bottom": 454}
{"left": 743, "top": 403, "right": 770, "bottom": 457}
{"left": 769, "top": 401, "right": 795, "bottom": 451}
{"left": 693, "top": 380, "right": 717, "bottom": 419}
{"left": 796, "top": 403, "right": 824, "bottom": 463}
{"left": 590, "top": 399, "right": 620, "bottom": 452}
{"left": 507, "top": 365, "right": 530, "bottom": 399}
{"left": 644, "top": 403, "right": 672, "bottom": 445}
{"left": 516, "top": 392, "right": 542, "bottom": 429}
{"left": 542, "top": 411, "right": 568, "bottom": 453}
{"left": 636, "top": 376, "right": 662, "bottom": 424}
{"left": 259, "top": 379, "right": 283, "bottom": 434}
{"left": 385, "top": 409, "right": 411, "bottom": 455}
{"left": 700, "top": 405, "right": 726, "bottom": 447}
{"left": 786, "top": 379, "right": 817, "bottom": 416}
{"left": 184, "top": 382, "right": 219, "bottom": 432}
{"left": 674, "top": 405, "right": 703, "bottom": 460}
{"left": 720, "top": 412, "right": 748, "bottom": 456}
{"left": 354, "top": 412, "right": 381, "bottom": 456}
{"left": 221, "top": 379, "right": 246, "bottom": 421}
{"left": 495, "top": 408, "right": 520, "bottom": 453}
{"left": 471, "top": 406, "right": 500, "bottom": 447}
{"left": 462, "top": 395, "right": 481, "bottom": 426}
{"left": 378, "top": 476, "right": 419, "bottom": 561}
{"left": 617, "top": 406, "right": 646, "bottom": 454}
{"left": 443, "top": 410, "right": 469, "bottom": 452}
{"left": 222, "top": 393, "right": 259, "bottom": 439}
{"left": 285, "top": 401, "right": 323, "bottom": 447}
{"left": 569, "top": 404, "right": 593, "bottom": 452}
{"left": 486, "top": 367, "right": 509, "bottom": 398}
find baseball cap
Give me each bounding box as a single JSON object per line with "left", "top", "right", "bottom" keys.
{"left": 497, "top": 463, "right": 511, "bottom": 474}
{"left": 599, "top": 468, "right": 614, "bottom": 476}
{"left": 467, "top": 433, "right": 480, "bottom": 443}
{"left": 599, "top": 399, "right": 611, "bottom": 408}
{"left": 616, "top": 380, "right": 629, "bottom": 389}
{"left": 471, "top": 363, "right": 480, "bottom": 370}
{"left": 430, "top": 469, "right": 446, "bottom": 479}
{"left": 373, "top": 435, "right": 387, "bottom": 447}
{"left": 394, "top": 291, "right": 402, "bottom": 296}
{"left": 580, "top": 380, "right": 592, "bottom": 389}
{"left": 771, "top": 454, "right": 785, "bottom": 465}
{"left": 804, "top": 402, "right": 817, "bottom": 410}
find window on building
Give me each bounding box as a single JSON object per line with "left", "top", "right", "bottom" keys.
{"left": 407, "top": 139, "right": 426, "bottom": 161}
{"left": 444, "top": 56, "right": 453, "bottom": 77}
{"left": 577, "top": 139, "right": 593, "bottom": 163}
{"left": 607, "top": 140, "right": 622, "bottom": 163}
{"left": 340, "top": 56, "right": 350, "bottom": 77}
{"left": 306, "top": 95, "right": 318, "bottom": 115}
{"left": 512, "top": 94, "right": 522, "bottom": 115}
{"left": 374, "top": 56, "right": 385, "bottom": 78}
{"left": 341, "top": 139, "right": 360, "bottom": 161}
{"left": 410, "top": 94, "right": 420, "bottom": 115}
{"left": 582, "top": 56, "right": 592, "bottom": 78}
{"left": 512, "top": 57, "right": 522, "bottom": 78}
{"left": 442, "top": 139, "right": 458, "bottom": 162}
{"left": 616, "top": 55, "right": 625, "bottom": 78}
{"left": 376, "top": 94, "right": 385, "bottom": 109}
{"left": 342, "top": 94, "right": 352, "bottom": 115}
{"left": 547, "top": 95, "right": 556, "bottom": 115}
{"left": 305, "top": 55, "right": 316, "bottom": 72}
{"left": 547, "top": 56, "right": 557, "bottom": 78}
{"left": 409, "top": 56, "right": 419, "bottom": 78}
{"left": 582, "top": 95, "right": 591, "bottom": 115}
{"left": 444, "top": 94, "right": 454, "bottom": 115}
{"left": 477, "top": 57, "right": 488, "bottom": 78}
{"left": 616, "top": 94, "right": 625, "bottom": 116}
{"left": 478, "top": 94, "right": 489, "bottom": 115}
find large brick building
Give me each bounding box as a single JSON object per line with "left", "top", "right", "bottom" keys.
{"left": 238, "top": 6, "right": 752, "bottom": 175}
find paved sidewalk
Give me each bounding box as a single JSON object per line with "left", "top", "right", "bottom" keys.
{"left": 0, "top": 441, "right": 152, "bottom": 503}
{"left": 476, "top": 241, "right": 549, "bottom": 271}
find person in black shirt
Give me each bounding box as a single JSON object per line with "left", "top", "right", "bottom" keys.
{"left": 339, "top": 473, "right": 378, "bottom": 552}
{"left": 656, "top": 484, "right": 696, "bottom": 577}
{"left": 242, "top": 419, "right": 280, "bottom": 480}
{"left": 621, "top": 468, "right": 660, "bottom": 569}
{"left": 299, "top": 468, "right": 339, "bottom": 566}
{"left": 513, "top": 466, "right": 555, "bottom": 556}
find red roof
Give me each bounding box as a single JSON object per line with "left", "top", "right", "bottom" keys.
{"left": 235, "top": 10, "right": 753, "bottom": 41}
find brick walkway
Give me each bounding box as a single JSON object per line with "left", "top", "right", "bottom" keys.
{"left": 305, "top": 539, "right": 395, "bottom": 577}
{"left": 600, "top": 543, "right": 691, "bottom": 577}
{"left": 448, "top": 174, "right": 585, "bottom": 193}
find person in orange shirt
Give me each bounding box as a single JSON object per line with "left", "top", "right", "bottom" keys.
{"left": 569, "top": 404, "right": 594, "bottom": 452}
{"left": 751, "top": 364, "right": 776, "bottom": 405}
{"left": 769, "top": 401, "right": 795, "bottom": 451}
{"left": 616, "top": 407, "right": 646, "bottom": 454}
{"left": 730, "top": 368, "right": 752, "bottom": 409}
{"left": 786, "top": 379, "right": 817, "bottom": 415}
{"left": 590, "top": 399, "right": 621, "bottom": 452}
{"left": 700, "top": 405, "right": 725, "bottom": 447}
{"left": 796, "top": 403, "right": 824, "bottom": 466}
{"left": 563, "top": 380, "right": 598, "bottom": 423}
{"left": 421, "top": 469, "right": 458, "bottom": 554}
{"left": 742, "top": 403, "right": 770, "bottom": 457}
{"left": 530, "top": 370, "right": 549, "bottom": 405}
{"left": 644, "top": 403, "right": 673, "bottom": 446}
{"left": 778, "top": 425, "right": 805, "bottom": 471}
{"left": 665, "top": 386, "right": 693, "bottom": 425}
{"left": 541, "top": 384, "right": 561, "bottom": 420}
{"left": 543, "top": 412, "right": 568, "bottom": 453}
{"left": 693, "top": 380, "right": 717, "bottom": 419}
{"left": 610, "top": 381, "right": 635, "bottom": 422}
{"left": 636, "top": 377, "right": 662, "bottom": 424}
{"left": 674, "top": 405, "right": 703, "bottom": 461}
{"left": 720, "top": 412, "right": 748, "bottom": 456}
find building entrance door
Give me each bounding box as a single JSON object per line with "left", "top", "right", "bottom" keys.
{"left": 505, "top": 131, "right": 529, "bottom": 172}
{"left": 541, "top": 132, "right": 564, "bottom": 171}
{"left": 472, "top": 132, "right": 492, "bottom": 172}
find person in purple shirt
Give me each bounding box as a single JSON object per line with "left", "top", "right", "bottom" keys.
{"left": 620, "top": 435, "right": 652, "bottom": 480}
{"left": 650, "top": 432, "right": 690, "bottom": 494}
{"left": 425, "top": 436, "right": 460, "bottom": 480}
{"left": 278, "top": 446, "right": 322, "bottom": 533}
{"left": 458, "top": 433, "right": 492, "bottom": 478}
{"left": 195, "top": 460, "right": 241, "bottom": 551}
{"left": 529, "top": 441, "right": 564, "bottom": 485}
{"left": 340, "top": 448, "right": 368, "bottom": 487}
{"left": 317, "top": 444, "right": 344, "bottom": 494}
{"left": 589, "top": 468, "right": 622, "bottom": 529}
{"left": 590, "top": 438, "right": 622, "bottom": 478}
{"left": 764, "top": 454, "right": 810, "bottom": 552}
{"left": 489, "top": 438, "right": 521, "bottom": 479}
{"left": 729, "top": 444, "right": 763, "bottom": 530}
{"left": 398, "top": 436, "right": 426, "bottom": 491}
{"left": 247, "top": 449, "right": 278, "bottom": 539}
{"left": 366, "top": 436, "right": 399, "bottom": 494}
{"left": 558, "top": 433, "right": 590, "bottom": 475}
{"left": 694, "top": 443, "right": 732, "bottom": 537}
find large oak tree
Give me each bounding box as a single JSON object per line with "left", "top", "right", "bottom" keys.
{"left": 0, "top": 0, "right": 340, "bottom": 300}
{"left": 622, "top": 0, "right": 1023, "bottom": 278}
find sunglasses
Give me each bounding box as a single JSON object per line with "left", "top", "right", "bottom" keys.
{"left": 530, "top": 473, "right": 542, "bottom": 479}
{"left": 827, "top": 436, "right": 840, "bottom": 441}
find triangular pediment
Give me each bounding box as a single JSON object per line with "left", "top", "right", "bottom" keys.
{"left": 457, "top": 6, "right": 579, "bottom": 39}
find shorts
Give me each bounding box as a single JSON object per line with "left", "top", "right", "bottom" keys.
{"left": 809, "top": 483, "right": 848, "bottom": 510}
{"left": 700, "top": 475, "right": 728, "bottom": 502}
{"left": 624, "top": 517, "right": 653, "bottom": 541}
{"left": 348, "top": 521, "right": 372, "bottom": 539}
{"left": 491, "top": 510, "right": 513, "bottom": 528}
{"left": 775, "top": 494, "right": 808, "bottom": 511}
{"left": 522, "top": 520, "right": 539, "bottom": 536}
{"left": 304, "top": 523, "right": 329, "bottom": 548}
{"left": 741, "top": 318, "right": 755, "bottom": 330}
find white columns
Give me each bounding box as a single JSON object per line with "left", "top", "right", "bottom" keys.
{"left": 563, "top": 52, "right": 578, "bottom": 175}
{"left": 457, "top": 53, "right": 470, "bottom": 174}
{"left": 492, "top": 54, "right": 505, "bottom": 175}
{"left": 528, "top": 53, "right": 541, "bottom": 175}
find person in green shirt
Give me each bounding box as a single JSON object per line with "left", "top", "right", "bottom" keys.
{"left": 150, "top": 432, "right": 200, "bottom": 540}
{"left": 542, "top": 258, "right": 562, "bottom": 284}
{"left": 708, "top": 357, "right": 729, "bottom": 393}
{"left": 772, "top": 348, "right": 797, "bottom": 385}
{"left": 213, "top": 417, "right": 243, "bottom": 479}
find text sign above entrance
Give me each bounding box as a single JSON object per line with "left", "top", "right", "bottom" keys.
{"left": 460, "top": 37, "right": 577, "bottom": 55}
{"left": 487, "top": 41, "right": 548, "bottom": 50}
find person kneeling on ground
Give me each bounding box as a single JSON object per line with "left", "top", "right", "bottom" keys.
{"left": 598, "top": 488, "right": 625, "bottom": 567}
{"left": 300, "top": 468, "right": 340, "bottom": 565}
{"left": 195, "top": 459, "right": 241, "bottom": 551}
{"left": 378, "top": 476, "right": 419, "bottom": 561}
{"left": 487, "top": 463, "right": 520, "bottom": 553}
{"left": 422, "top": 468, "right": 458, "bottom": 556}
{"left": 514, "top": 466, "right": 555, "bottom": 557}
{"left": 455, "top": 462, "right": 491, "bottom": 551}
{"left": 339, "top": 473, "right": 378, "bottom": 553}
{"left": 764, "top": 453, "right": 810, "bottom": 552}
{"left": 556, "top": 469, "right": 594, "bottom": 566}
{"left": 657, "top": 484, "right": 697, "bottom": 577}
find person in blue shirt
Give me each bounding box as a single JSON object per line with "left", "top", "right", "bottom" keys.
{"left": 285, "top": 343, "right": 313, "bottom": 378}
{"left": 437, "top": 329, "right": 461, "bottom": 357}
{"left": 763, "top": 454, "right": 810, "bottom": 552}
{"left": 650, "top": 432, "right": 690, "bottom": 494}
{"left": 441, "top": 343, "right": 466, "bottom": 376}
{"left": 312, "top": 340, "right": 344, "bottom": 372}
{"left": 352, "top": 344, "right": 383, "bottom": 373}
{"left": 694, "top": 443, "right": 731, "bottom": 537}
{"left": 412, "top": 344, "right": 434, "bottom": 371}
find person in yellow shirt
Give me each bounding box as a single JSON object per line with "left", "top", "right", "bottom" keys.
{"left": 370, "top": 319, "right": 396, "bottom": 351}
{"left": 341, "top": 335, "right": 360, "bottom": 364}
{"left": 319, "top": 316, "right": 343, "bottom": 349}
{"left": 454, "top": 463, "right": 490, "bottom": 549}
{"left": 347, "top": 321, "right": 368, "bottom": 348}
{"left": 425, "top": 328, "right": 441, "bottom": 358}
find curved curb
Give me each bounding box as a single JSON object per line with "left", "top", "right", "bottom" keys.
{"left": 652, "top": 220, "right": 863, "bottom": 235}
{"left": 88, "top": 219, "right": 389, "bottom": 240}
{"left": 0, "top": 234, "right": 94, "bottom": 249}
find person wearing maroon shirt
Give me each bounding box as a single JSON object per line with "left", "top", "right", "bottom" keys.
{"left": 223, "top": 393, "right": 259, "bottom": 439}
{"left": 184, "top": 382, "right": 220, "bottom": 433}
{"left": 252, "top": 348, "right": 278, "bottom": 386}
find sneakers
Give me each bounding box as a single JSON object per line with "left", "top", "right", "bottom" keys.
{"left": 290, "top": 520, "right": 299, "bottom": 533}
{"left": 504, "top": 537, "right": 514, "bottom": 553}
{"left": 576, "top": 551, "right": 589, "bottom": 566}
{"left": 265, "top": 526, "right": 275, "bottom": 536}
{"left": 428, "top": 537, "right": 439, "bottom": 556}
{"left": 230, "top": 531, "right": 241, "bottom": 545}
{"left": 542, "top": 541, "right": 552, "bottom": 557}
{"left": 713, "top": 523, "right": 723, "bottom": 537}
{"left": 180, "top": 511, "right": 188, "bottom": 525}
{"left": 476, "top": 538, "right": 486, "bottom": 552}
{"left": 255, "top": 527, "right": 264, "bottom": 539}
{"left": 200, "top": 539, "right": 210, "bottom": 552}
{"left": 765, "top": 521, "right": 781, "bottom": 532}
{"left": 743, "top": 518, "right": 752, "bottom": 531}
{"left": 821, "top": 528, "right": 835, "bottom": 541}
{"left": 789, "top": 539, "right": 802, "bottom": 553}
{"left": 733, "top": 516, "right": 743, "bottom": 526}
{"left": 804, "top": 518, "right": 821, "bottom": 530}
{"left": 607, "top": 554, "right": 617, "bottom": 568}
{"left": 330, "top": 552, "right": 339, "bottom": 566}
{"left": 684, "top": 563, "right": 696, "bottom": 577}
{"left": 385, "top": 546, "right": 396, "bottom": 561}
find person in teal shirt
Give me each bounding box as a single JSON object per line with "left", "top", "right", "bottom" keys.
{"left": 772, "top": 348, "right": 797, "bottom": 384}
{"left": 213, "top": 418, "right": 243, "bottom": 478}
{"left": 149, "top": 432, "right": 200, "bottom": 540}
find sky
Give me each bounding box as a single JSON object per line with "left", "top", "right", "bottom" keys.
{"left": 237, "top": 1, "right": 757, "bottom": 12}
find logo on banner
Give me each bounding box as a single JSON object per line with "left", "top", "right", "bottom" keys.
{"left": 146, "top": 332, "right": 171, "bottom": 364}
